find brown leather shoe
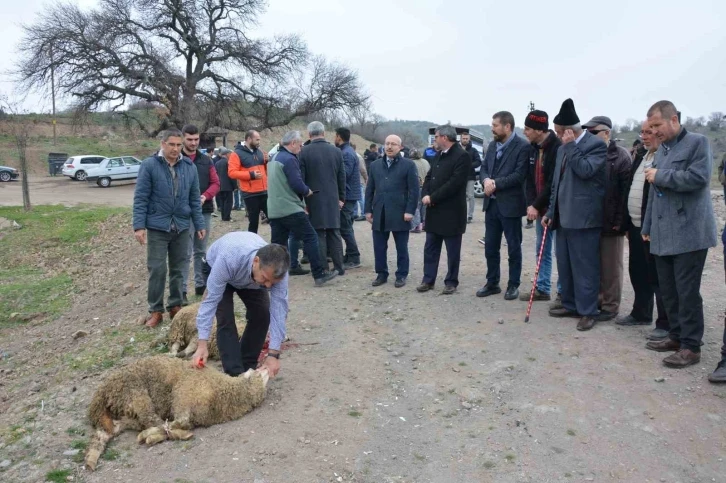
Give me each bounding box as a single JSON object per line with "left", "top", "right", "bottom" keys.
{"left": 645, "top": 338, "right": 680, "bottom": 352}
{"left": 576, "top": 316, "right": 596, "bottom": 331}
{"left": 168, "top": 306, "right": 182, "bottom": 321}
{"left": 143, "top": 312, "right": 163, "bottom": 328}
{"left": 663, "top": 349, "right": 701, "bottom": 368}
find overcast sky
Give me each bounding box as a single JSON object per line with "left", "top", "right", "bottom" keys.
{"left": 3, "top": 0, "right": 725, "bottom": 127}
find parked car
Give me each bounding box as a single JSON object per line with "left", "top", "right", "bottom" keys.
{"left": 61, "top": 155, "right": 106, "bottom": 181}
{"left": 85, "top": 156, "right": 142, "bottom": 187}
{"left": 0, "top": 166, "right": 19, "bottom": 182}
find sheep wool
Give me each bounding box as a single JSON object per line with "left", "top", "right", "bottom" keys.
{"left": 84, "top": 356, "right": 268, "bottom": 471}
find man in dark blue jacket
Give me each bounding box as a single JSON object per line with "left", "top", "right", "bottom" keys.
{"left": 133, "top": 128, "right": 206, "bottom": 328}
{"left": 476, "top": 112, "right": 529, "bottom": 301}
{"left": 543, "top": 99, "right": 608, "bottom": 332}
{"left": 365, "top": 135, "right": 419, "bottom": 287}
{"left": 334, "top": 127, "right": 362, "bottom": 269}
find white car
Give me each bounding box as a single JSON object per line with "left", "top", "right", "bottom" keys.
{"left": 85, "top": 156, "right": 142, "bottom": 187}
{"left": 61, "top": 155, "right": 106, "bottom": 181}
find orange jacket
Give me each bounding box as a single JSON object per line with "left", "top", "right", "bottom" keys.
{"left": 228, "top": 147, "right": 268, "bottom": 195}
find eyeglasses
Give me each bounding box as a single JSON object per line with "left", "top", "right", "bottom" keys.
{"left": 588, "top": 129, "right": 607, "bottom": 135}
{"left": 384, "top": 142, "right": 400, "bottom": 147}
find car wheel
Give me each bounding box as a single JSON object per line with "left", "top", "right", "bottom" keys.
{"left": 75, "top": 170, "right": 87, "bottom": 181}
{"left": 0, "top": 172, "right": 11, "bottom": 182}
{"left": 97, "top": 177, "right": 111, "bottom": 188}
{"left": 474, "top": 181, "right": 485, "bottom": 198}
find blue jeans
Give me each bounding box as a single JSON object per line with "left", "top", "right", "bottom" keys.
{"left": 535, "top": 218, "right": 554, "bottom": 295}
{"left": 270, "top": 212, "right": 325, "bottom": 279}
{"left": 233, "top": 189, "right": 243, "bottom": 210}
{"left": 182, "top": 212, "right": 212, "bottom": 291}
{"left": 358, "top": 184, "right": 365, "bottom": 216}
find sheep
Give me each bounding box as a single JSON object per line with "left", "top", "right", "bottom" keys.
{"left": 150, "top": 303, "right": 246, "bottom": 359}
{"left": 84, "top": 356, "right": 269, "bottom": 471}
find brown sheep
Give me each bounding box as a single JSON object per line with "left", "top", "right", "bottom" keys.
{"left": 84, "top": 356, "right": 268, "bottom": 471}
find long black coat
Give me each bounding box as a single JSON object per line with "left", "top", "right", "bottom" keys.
{"left": 365, "top": 156, "right": 420, "bottom": 232}
{"left": 299, "top": 138, "right": 345, "bottom": 229}
{"left": 215, "top": 157, "right": 235, "bottom": 192}
{"left": 422, "top": 143, "right": 471, "bottom": 237}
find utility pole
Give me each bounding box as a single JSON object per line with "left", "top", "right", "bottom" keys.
{"left": 50, "top": 44, "right": 57, "bottom": 145}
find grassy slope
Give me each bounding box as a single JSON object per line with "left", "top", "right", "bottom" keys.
{"left": 0, "top": 205, "right": 126, "bottom": 328}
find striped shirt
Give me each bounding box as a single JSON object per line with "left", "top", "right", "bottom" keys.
{"left": 196, "top": 232, "right": 289, "bottom": 350}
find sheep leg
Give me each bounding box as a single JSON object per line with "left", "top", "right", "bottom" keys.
{"left": 169, "top": 342, "right": 181, "bottom": 357}
{"left": 126, "top": 390, "right": 166, "bottom": 445}
{"left": 180, "top": 337, "right": 198, "bottom": 358}
{"left": 136, "top": 426, "right": 167, "bottom": 445}
{"left": 168, "top": 428, "right": 194, "bottom": 441}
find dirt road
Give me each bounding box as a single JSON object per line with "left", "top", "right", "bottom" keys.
{"left": 1, "top": 200, "right": 726, "bottom": 482}
{"left": 0, "top": 176, "right": 135, "bottom": 207}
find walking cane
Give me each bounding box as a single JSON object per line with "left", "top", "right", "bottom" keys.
{"left": 524, "top": 224, "right": 548, "bottom": 323}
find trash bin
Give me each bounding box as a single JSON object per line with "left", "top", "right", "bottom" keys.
{"left": 47, "top": 153, "right": 68, "bottom": 176}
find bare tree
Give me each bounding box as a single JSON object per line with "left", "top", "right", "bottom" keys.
{"left": 17, "top": 0, "right": 368, "bottom": 136}
{"left": 1, "top": 97, "right": 32, "bottom": 211}
{"left": 708, "top": 112, "right": 724, "bottom": 131}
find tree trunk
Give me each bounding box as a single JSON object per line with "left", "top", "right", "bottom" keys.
{"left": 16, "top": 136, "right": 31, "bottom": 211}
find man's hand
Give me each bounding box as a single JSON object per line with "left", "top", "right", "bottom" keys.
{"left": 197, "top": 230, "right": 206, "bottom": 240}
{"left": 484, "top": 178, "right": 495, "bottom": 196}
{"left": 191, "top": 340, "right": 209, "bottom": 369}
{"left": 338, "top": 200, "right": 344, "bottom": 209}
{"left": 526, "top": 206, "right": 539, "bottom": 221}
{"left": 135, "top": 229, "right": 146, "bottom": 245}
{"left": 541, "top": 216, "right": 551, "bottom": 228}
{"left": 262, "top": 355, "right": 280, "bottom": 378}
{"left": 366, "top": 213, "right": 373, "bottom": 224}
{"left": 306, "top": 189, "right": 314, "bottom": 197}
{"left": 422, "top": 195, "right": 431, "bottom": 206}
{"left": 404, "top": 213, "right": 413, "bottom": 222}
{"left": 644, "top": 168, "right": 658, "bottom": 184}
{"left": 561, "top": 129, "right": 576, "bottom": 145}
{"left": 251, "top": 170, "right": 262, "bottom": 179}
{"left": 642, "top": 234, "right": 651, "bottom": 242}
{"left": 200, "top": 195, "right": 207, "bottom": 204}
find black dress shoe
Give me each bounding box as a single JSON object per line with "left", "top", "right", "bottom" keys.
{"left": 596, "top": 311, "right": 618, "bottom": 322}
{"left": 577, "top": 316, "right": 596, "bottom": 331}
{"left": 314, "top": 271, "right": 338, "bottom": 287}
{"left": 182, "top": 292, "right": 189, "bottom": 307}
{"left": 549, "top": 307, "right": 579, "bottom": 318}
{"left": 289, "top": 266, "right": 311, "bottom": 276}
{"left": 504, "top": 286, "right": 519, "bottom": 300}
{"left": 394, "top": 278, "right": 406, "bottom": 288}
{"left": 476, "top": 284, "right": 501, "bottom": 298}
{"left": 372, "top": 277, "right": 387, "bottom": 287}
{"left": 708, "top": 360, "right": 726, "bottom": 383}
{"left": 416, "top": 283, "right": 434, "bottom": 293}
{"left": 441, "top": 285, "right": 456, "bottom": 295}
{"left": 616, "top": 315, "right": 651, "bottom": 326}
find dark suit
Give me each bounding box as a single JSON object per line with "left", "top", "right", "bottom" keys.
{"left": 480, "top": 134, "right": 529, "bottom": 288}
{"left": 545, "top": 131, "right": 607, "bottom": 316}
{"left": 365, "top": 156, "right": 419, "bottom": 279}
{"left": 299, "top": 138, "right": 346, "bottom": 274}
{"left": 421, "top": 143, "right": 471, "bottom": 287}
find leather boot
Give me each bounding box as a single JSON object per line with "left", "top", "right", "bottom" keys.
{"left": 143, "top": 312, "right": 163, "bottom": 328}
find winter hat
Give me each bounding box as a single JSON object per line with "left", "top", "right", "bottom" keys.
{"left": 553, "top": 98, "right": 580, "bottom": 126}
{"left": 525, "top": 110, "right": 549, "bottom": 131}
